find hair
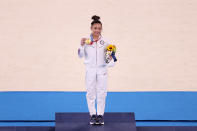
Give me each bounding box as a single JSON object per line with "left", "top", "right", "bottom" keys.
{"left": 91, "top": 15, "right": 102, "bottom": 26}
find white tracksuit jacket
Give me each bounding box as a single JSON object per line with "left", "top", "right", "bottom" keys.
{"left": 78, "top": 34, "right": 116, "bottom": 116}
{"left": 78, "top": 34, "right": 115, "bottom": 68}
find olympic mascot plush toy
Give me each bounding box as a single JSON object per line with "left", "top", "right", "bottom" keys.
{"left": 105, "top": 44, "right": 117, "bottom": 63}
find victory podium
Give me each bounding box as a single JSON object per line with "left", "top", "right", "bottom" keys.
{"left": 55, "top": 112, "right": 137, "bottom": 131}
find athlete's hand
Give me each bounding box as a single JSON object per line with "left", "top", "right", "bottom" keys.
{"left": 81, "top": 38, "right": 86, "bottom": 46}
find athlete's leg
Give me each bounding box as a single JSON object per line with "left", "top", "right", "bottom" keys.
{"left": 96, "top": 67, "right": 108, "bottom": 116}
{"left": 85, "top": 67, "right": 97, "bottom": 116}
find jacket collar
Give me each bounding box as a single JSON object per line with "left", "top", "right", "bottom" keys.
{"left": 89, "top": 33, "right": 103, "bottom": 48}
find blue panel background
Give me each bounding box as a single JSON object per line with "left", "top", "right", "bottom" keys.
{"left": 0, "top": 91, "right": 196, "bottom": 121}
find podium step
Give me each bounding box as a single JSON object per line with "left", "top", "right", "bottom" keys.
{"left": 55, "top": 112, "right": 137, "bottom": 131}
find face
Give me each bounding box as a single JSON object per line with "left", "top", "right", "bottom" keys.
{"left": 90, "top": 23, "right": 102, "bottom": 37}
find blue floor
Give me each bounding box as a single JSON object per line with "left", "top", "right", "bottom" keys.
{"left": 0, "top": 122, "right": 197, "bottom": 126}
{"left": 0, "top": 91, "right": 197, "bottom": 126}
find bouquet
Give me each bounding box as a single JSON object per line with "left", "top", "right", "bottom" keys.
{"left": 105, "top": 44, "right": 117, "bottom": 63}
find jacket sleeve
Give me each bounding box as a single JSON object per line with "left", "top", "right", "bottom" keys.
{"left": 78, "top": 44, "right": 85, "bottom": 58}
{"left": 105, "top": 40, "right": 116, "bottom": 68}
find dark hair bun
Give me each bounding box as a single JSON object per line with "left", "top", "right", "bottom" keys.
{"left": 92, "top": 15, "right": 100, "bottom": 21}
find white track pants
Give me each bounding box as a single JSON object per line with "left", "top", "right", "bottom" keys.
{"left": 85, "top": 66, "right": 108, "bottom": 116}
